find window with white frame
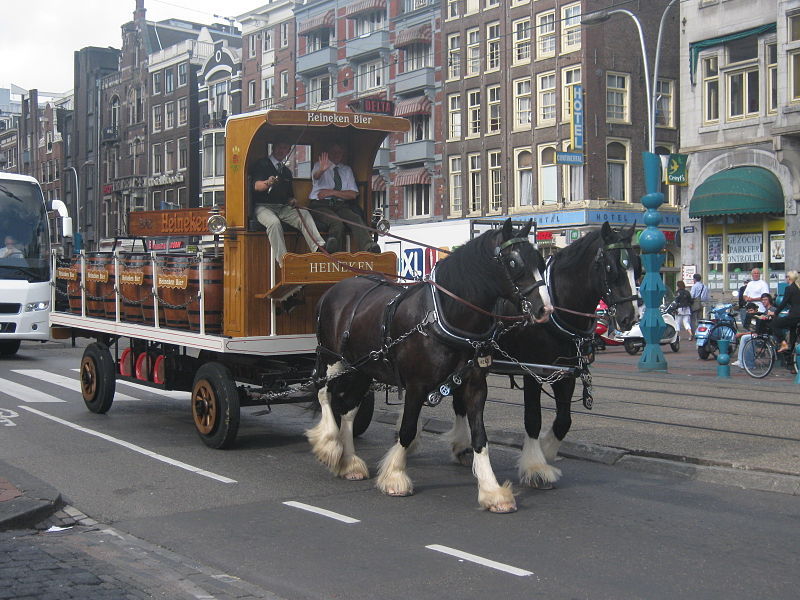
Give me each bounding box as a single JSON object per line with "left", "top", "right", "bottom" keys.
{"left": 515, "top": 149, "right": 533, "bottom": 207}
{"left": 513, "top": 18, "right": 531, "bottom": 64}
{"left": 281, "top": 22, "right": 289, "bottom": 47}
{"left": 465, "top": 0, "right": 479, "bottom": 13}
{"left": 449, "top": 155, "right": 463, "bottom": 214}
{"left": 767, "top": 43, "right": 777, "bottom": 115}
{"left": 703, "top": 56, "right": 719, "bottom": 122}
{"left": 309, "top": 74, "right": 332, "bottom": 105}
{"left": 606, "top": 72, "right": 629, "bottom": 122}
{"left": 606, "top": 140, "right": 629, "bottom": 202}
{"left": 357, "top": 59, "right": 384, "bottom": 92}
{"left": 513, "top": 77, "right": 532, "bottom": 129}
{"left": 281, "top": 71, "right": 289, "bottom": 97}
{"left": 655, "top": 79, "right": 673, "bottom": 127}
{"left": 447, "top": 0, "right": 459, "bottom": 19}
{"left": 165, "top": 141, "right": 175, "bottom": 173}
{"left": 727, "top": 67, "right": 759, "bottom": 120}
{"left": 406, "top": 114, "right": 430, "bottom": 142}
{"left": 561, "top": 3, "right": 582, "bottom": 53}
{"left": 466, "top": 28, "right": 480, "bottom": 76}
{"left": 152, "top": 72, "right": 162, "bottom": 95}
{"left": 537, "top": 72, "right": 556, "bottom": 125}
{"left": 248, "top": 80, "right": 256, "bottom": 106}
{"left": 152, "top": 143, "right": 163, "bottom": 175}
{"left": 178, "top": 63, "right": 187, "bottom": 87}
{"left": 175, "top": 97, "right": 185, "bottom": 126}
{"left": 467, "top": 89, "right": 481, "bottom": 136}
{"left": 486, "top": 22, "right": 500, "bottom": 71}
{"left": 561, "top": 141, "right": 583, "bottom": 203}
{"left": 249, "top": 34, "right": 257, "bottom": 58}
{"left": 178, "top": 137, "right": 187, "bottom": 171}
{"left": 165, "top": 69, "right": 174, "bottom": 94}
{"left": 536, "top": 11, "right": 556, "bottom": 59}
{"left": 110, "top": 97, "right": 120, "bottom": 130}
{"left": 561, "top": 65, "right": 581, "bottom": 121}
{"left": 538, "top": 145, "right": 557, "bottom": 205}
{"left": 486, "top": 0, "right": 499, "bottom": 6}
{"left": 404, "top": 43, "right": 429, "bottom": 72}
{"left": 214, "top": 131, "right": 225, "bottom": 177}
{"left": 488, "top": 150, "right": 501, "bottom": 212}
{"left": 447, "top": 34, "right": 461, "bottom": 80}
{"left": 487, "top": 85, "right": 501, "bottom": 133}
{"left": 165, "top": 102, "right": 175, "bottom": 130}
{"left": 468, "top": 153, "right": 482, "bottom": 213}
{"left": 263, "top": 77, "right": 275, "bottom": 107}
{"left": 306, "top": 29, "right": 331, "bottom": 53}
{"left": 405, "top": 184, "right": 430, "bottom": 218}
{"left": 152, "top": 104, "right": 162, "bottom": 132}
{"left": 263, "top": 29, "right": 273, "bottom": 52}
{"left": 354, "top": 11, "right": 385, "bottom": 36}
{"left": 448, "top": 93, "right": 462, "bottom": 139}
{"left": 202, "top": 133, "right": 214, "bottom": 177}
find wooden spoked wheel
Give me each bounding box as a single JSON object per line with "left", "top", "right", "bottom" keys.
{"left": 191, "top": 362, "right": 240, "bottom": 449}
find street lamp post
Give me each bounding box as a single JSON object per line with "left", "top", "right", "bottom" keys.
{"left": 582, "top": 0, "right": 677, "bottom": 372}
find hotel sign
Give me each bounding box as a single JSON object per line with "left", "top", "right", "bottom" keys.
{"left": 570, "top": 85, "right": 584, "bottom": 151}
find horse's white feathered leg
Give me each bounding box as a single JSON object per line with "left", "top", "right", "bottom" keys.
{"left": 336, "top": 406, "right": 369, "bottom": 480}
{"left": 395, "top": 402, "right": 423, "bottom": 455}
{"left": 518, "top": 435, "right": 561, "bottom": 487}
{"left": 443, "top": 415, "right": 471, "bottom": 465}
{"left": 473, "top": 446, "right": 516, "bottom": 513}
{"left": 306, "top": 363, "right": 344, "bottom": 472}
{"left": 540, "top": 427, "right": 562, "bottom": 463}
{"left": 376, "top": 441, "right": 413, "bottom": 496}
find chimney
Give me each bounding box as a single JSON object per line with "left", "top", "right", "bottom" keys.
{"left": 134, "top": 0, "right": 146, "bottom": 21}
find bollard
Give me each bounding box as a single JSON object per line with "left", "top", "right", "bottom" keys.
{"left": 716, "top": 339, "right": 731, "bottom": 378}
{"left": 794, "top": 341, "right": 800, "bottom": 384}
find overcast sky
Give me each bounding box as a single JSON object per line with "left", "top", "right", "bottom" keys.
{"left": 1, "top": 0, "right": 259, "bottom": 94}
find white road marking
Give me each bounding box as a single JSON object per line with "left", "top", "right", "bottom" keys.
{"left": 0, "top": 378, "right": 66, "bottom": 403}
{"left": 425, "top": 544, "right": 533, "bottom": 577}
{"left": 70, "top": 368, "right": 187, "bottom": 399}
{"left": 14, "top": 370, "right": 140, "bottom": 402}
{"left": 18, "top": 406, "right": 237, "bottom": 484}
{"left": 282, "top": 501, "right": 360, "bottom": 524}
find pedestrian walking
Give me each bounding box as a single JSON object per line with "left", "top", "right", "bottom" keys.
{"left": 674, "top": 280, "right": 693, "bottom": 340}
{"left": 690, "top": 273, "right": 710, "bottom": 338}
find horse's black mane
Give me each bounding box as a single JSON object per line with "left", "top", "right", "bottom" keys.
{"left": 436, "top": 227, "right": 506, "bottom": 300}
{"left": 552, "top": 229, "right": 605, "bottom": 273}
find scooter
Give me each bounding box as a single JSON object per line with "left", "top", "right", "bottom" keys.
{"left": 593, "top": 299, "right": 625, "bottom": 351}
{"left": 695, "top": 303, "right": 738, "bottom": 360}
{"left": 619, "top": 301, "right": 680, "bottom": 355}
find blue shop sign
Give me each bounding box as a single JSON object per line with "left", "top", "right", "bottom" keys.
{"left": 585, "top": 209, "right": 680, "bottom": 228}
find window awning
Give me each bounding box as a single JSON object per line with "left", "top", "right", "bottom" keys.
{"left": 689, "top": 23, "right": 775, "bottom": 85}
{"left": 394, "top": 167, "right": 430, "bottom": 187}
{"left": 394, "top": 95, "right": 431, "bottom": 117}
{"left": 346, "top": 0, "right": 386, "bottom": 18}
{"left": 395, "top": 23, "right": 432, "bottom": 48}
{"left": 298, "top": 11, "right": 335, "bottom": 35}
{"left": 371, "top": 174, "right": 386, "bottom": 192}
{"left": 689, "top": 166, "right": 784, "bottom": 218}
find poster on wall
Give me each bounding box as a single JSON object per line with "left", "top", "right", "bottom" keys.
{"left": 681, "top": 264, "right": 696, "bottom": 286}
{"left": 770, "top": 233, "right": 785, "bottom": 264}
{"left": 727, "top": 233, "right": 763, "bottom": 263}
{"left": 708, "top": 235, "right": 722, "bottom": 263}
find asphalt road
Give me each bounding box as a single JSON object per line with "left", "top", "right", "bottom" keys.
{"left": 0, "top": 340, "right": 797, "bottom": 599}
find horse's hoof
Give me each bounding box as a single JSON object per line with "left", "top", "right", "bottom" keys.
{"left": 532, "top": 479, "right": 555, "bottom": 490}
{"left": 344, "top": 471, "right": 368, "bottom": 481}
{"left": 386, "top": 488, "right": 414, "bottom": 497}
{"left": 488, "top": 502, "right": 518, "bottom": 514}
{"left": 455, "top": 448, "right": 473, "bottom": 466}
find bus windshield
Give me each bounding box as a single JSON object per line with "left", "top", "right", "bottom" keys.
{"left": 0, "top": 180, "right": 50, "bottom": 282}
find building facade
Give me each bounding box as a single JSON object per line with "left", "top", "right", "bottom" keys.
{"left": 680, "top": 0, "right": 800, "bottom": 298}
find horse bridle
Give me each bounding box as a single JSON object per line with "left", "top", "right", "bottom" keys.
{"left": 595, "top": 241, "right": 639, "bottom": 315}
{"left": 494, "top": 236, "right": 546, "bottom": 318}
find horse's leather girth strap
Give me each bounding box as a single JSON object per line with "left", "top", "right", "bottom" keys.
{"left": 341, "top": 275, "right": 394, "bottom": 358}
{"left": 381, "top": 283, "right": 422, "bottom": 386}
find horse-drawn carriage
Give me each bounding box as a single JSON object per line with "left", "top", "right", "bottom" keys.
{"left": 50, "top": 109, "right": 410, "bottom": 448}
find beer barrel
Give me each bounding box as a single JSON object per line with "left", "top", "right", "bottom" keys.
{"left": 85, "top": 252, "right": 114, "bottom": 319}
{"left": 57, "top": 256, "right": 81, "bottom": 315}
{"left": 156, "top": 254, "right": 193, "bottom": 330}
{"left": 118, "top": 253, "right": 151, "bottom": 324}
{"left": 187, "top": 255, "right": 224, "bottom": 334}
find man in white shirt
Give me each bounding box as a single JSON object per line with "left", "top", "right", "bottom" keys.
{"left": 690, "top": 273, "right": 710, "bottom": 335}
{"left": 741, "top": 268, "right": 770, "bottom": 328}
{"left": 0, "top": 235, "right": 23, "bottom": 259}
{"left": 309, "top": 142, "right": 379, "bottom": 253}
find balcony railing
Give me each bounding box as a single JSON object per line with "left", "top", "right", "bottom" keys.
{"left": 297, "top": 46, "right": 338, "bottom": 75}
{"left": 395, "top": 140, "right": 435, "bottom": 164}
{"left": 346, "top": 30, "right": 389, "bottom": 60}
{"left": 394, "top": 66, "right": 435, "bottom": 94}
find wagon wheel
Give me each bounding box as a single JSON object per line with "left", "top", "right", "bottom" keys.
{"left": 352, "top": 391, "right": 375, "bottom": 438}
{"left": 80, "top": 342, "right": 116, "bottom": 414}
{"left": 191, "top": 362, "right": 240, "bottom": 449}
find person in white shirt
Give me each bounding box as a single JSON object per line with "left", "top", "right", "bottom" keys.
{"left": 689, "top": 273, "right": 710, "bottom": 335}
{"left": 741, "top": 268, "right": 770, "bottom": 328}
{"left": 309, "top": 142, "right": 379, "bottom": 253}
{"left": 0, "top": 235, "right": 23, "bottom": 259}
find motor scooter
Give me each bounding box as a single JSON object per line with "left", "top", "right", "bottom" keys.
{"left": 593, "top": 299, "right": 625, "bottom": 351}
{"left": 695, "top": 303, "right": 738, "bottom": 360}
{"left": 618, "top": 301, "right": 680, "bottom": 355}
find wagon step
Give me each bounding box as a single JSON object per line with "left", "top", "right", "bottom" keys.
{"left": 489, "top": 360, "right": 576, "bottom": 377}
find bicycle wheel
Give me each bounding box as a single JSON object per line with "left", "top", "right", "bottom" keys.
{"left": 741, "top": 337, "right": 774, "bottom": 379}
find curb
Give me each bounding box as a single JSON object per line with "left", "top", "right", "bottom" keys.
{"left": 0, "top": 460, "right": 64, "bottom": 531}
{"left": 374, "top": 409, "right": 800, "bottom": 496}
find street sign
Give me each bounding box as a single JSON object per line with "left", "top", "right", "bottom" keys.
{"left": 683, "top": 226, "right": 695, "bottom": 233}
{"left": 570, "top": 85, "right": 584, "bottom": 151}
{"left": 556, "top": 151, "right": 584, "bottom": 165}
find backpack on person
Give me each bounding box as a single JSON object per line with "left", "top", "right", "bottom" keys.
{"left": 676, "top": 289, "right": 691, "bottom": 308}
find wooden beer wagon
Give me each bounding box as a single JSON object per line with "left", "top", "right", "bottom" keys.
{"left": 50, "top": 109, "right": 410, "bottom": 448}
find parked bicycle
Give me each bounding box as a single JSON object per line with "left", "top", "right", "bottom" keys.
{"left": 739, "top": 324, "right": 800, "bottom": 378}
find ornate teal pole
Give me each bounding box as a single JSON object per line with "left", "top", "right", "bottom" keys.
{"left": 638, "top": 152, "right": 667, "bottom": 371}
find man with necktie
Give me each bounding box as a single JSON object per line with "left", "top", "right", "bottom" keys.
{"left": 249, "top": 139, "right": 336, "bottom": 266}
{"left": 309, "top": 142, "right": 379, "bottom": 253}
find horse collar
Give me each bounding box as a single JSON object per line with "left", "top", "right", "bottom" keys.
{"left": 545, "top": 258, "right": 596, "bottom": 340}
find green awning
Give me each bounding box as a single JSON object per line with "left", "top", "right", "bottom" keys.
{"left": 689, "top": 23, "right": 775, "bottom": 85}
{"left": 689, "top": 166, "right": 784, "bottom": 218}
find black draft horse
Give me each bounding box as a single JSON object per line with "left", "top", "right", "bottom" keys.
{"left": 447, "top": 222, "right": 640, "bottom": 487}
{"left": 308, "top": 219, "right": 552, "bottom": 512}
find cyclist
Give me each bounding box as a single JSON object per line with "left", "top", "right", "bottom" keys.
{"left": 772, "top": 271, "right": 800, "bottom": 354}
